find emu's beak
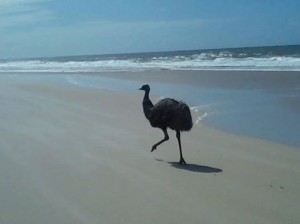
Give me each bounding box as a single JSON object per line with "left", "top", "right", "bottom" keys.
{"left": 138, "top": 87, "right": 142, "bottom": 90}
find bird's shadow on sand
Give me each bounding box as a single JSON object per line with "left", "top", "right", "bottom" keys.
{"left": 156, "top": 159, "right": 223, "bottom": 173}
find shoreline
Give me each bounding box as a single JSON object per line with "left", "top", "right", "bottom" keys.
{"left": 2, "top": 69, "right": 300, "bottom": 89}
{"left": 93, "top": 70, "right": 300, "bottom": 147}
{"left": 1, "top": 70, "right": 300, "bottom": 147}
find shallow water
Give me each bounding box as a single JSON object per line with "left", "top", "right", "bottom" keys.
{"left": 2, "top": 73, "right": 299, "bottom": 147}
{"left": 153, "top": 82, "right": 300, "bottom": 147}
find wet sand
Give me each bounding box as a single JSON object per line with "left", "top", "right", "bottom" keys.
{"left": 0, "top": 73, "right": 299, "bottom": 224}
{"left": 95, "top": 70, "right": 300, "bottom": 89}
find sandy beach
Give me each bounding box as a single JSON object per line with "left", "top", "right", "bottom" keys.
{"left": 0, "top": 71, "right": 299, "bottom": 224}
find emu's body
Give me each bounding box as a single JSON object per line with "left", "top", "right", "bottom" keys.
{"left": 139, "top": 84, "right": 193, "bottom": 164}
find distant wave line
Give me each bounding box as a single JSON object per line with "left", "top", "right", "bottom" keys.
{"left": 1, "top": 52, "right": 300, "bottom": 72}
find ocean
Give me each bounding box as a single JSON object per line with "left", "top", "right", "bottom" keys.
{"left": 1, "top": 45, "right": 300, "bottom": 72}
{"left": 1, "top": 45, "right": 300, "bottom": 147}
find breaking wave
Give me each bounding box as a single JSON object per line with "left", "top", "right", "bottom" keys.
{"left": 1, "top": 46, "right": 300, "bottom": 72}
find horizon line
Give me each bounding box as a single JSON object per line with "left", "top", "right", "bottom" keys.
{"left": 2, "top": 43, "right": 300, "bottom": 61}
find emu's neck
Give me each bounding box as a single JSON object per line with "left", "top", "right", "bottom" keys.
{"left": 142, "top": 90, "right": 153, "bottom": 119}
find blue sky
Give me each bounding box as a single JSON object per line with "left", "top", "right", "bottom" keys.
{"left": 1, "top": 0, "right": 299, "bottom": 59}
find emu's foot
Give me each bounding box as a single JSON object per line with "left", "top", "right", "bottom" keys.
{"left": 151, "top": 145, "right": 157, "bottom": 152}
{"left": 179, "top": 158, "right": 187, "bottom": 165}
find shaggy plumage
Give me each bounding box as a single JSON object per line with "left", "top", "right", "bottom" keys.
{"left": 139, "top": 84, "right": 193, "bottom": 164}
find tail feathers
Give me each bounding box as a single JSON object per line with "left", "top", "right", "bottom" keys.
{"left": 168, "top": 102, "right": 193, "bottom": 131}
{"left": 180, "top": 104, "right": 193, "bottom": 131}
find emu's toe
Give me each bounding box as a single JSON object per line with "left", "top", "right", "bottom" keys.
{"left": 151, "top": 146, "right": 156, "bottom": 152}
{"left": 179, "top": 158, "right": 187, "bottom": 165}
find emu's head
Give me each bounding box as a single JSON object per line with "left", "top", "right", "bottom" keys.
{"left": 138, "top": 84, "right": 150, "bottom": 92}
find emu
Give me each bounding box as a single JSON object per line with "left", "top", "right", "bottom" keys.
{"left": 139, "top": 84, "right": 193, "bottom": 165}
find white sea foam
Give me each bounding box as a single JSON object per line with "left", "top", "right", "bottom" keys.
{"left": 195, "top": 112, "right": 208, "bottom": 125}
{"left": 190, "top": 105, "right": 209, "bottom": 125}
{"left": 65, "top": 76, "right": 81, "bottom": 86}
{"left": 1, "top": 52, "right": 300, "bottom": 72}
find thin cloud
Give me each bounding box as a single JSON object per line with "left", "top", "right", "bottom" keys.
{"left": 1, "top": 18, "right": 220, "bottom": 58}
{"left": 0, "top": 0, "right": 53, "bottom": 27}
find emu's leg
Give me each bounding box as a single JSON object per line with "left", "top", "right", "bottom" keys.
{"left": 176, "top": 130, "right": 186, "bottom": 165}
{"left": 151, "top": 129, "right": 169, "bottom": 152}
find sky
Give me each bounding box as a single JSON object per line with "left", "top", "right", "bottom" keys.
{"left": 0, "top": 0, "right": 300, "bottom": 59}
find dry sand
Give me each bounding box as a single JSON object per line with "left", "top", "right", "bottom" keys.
{"left": 0, "top": 75, "right": 299, "bottom": 224}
